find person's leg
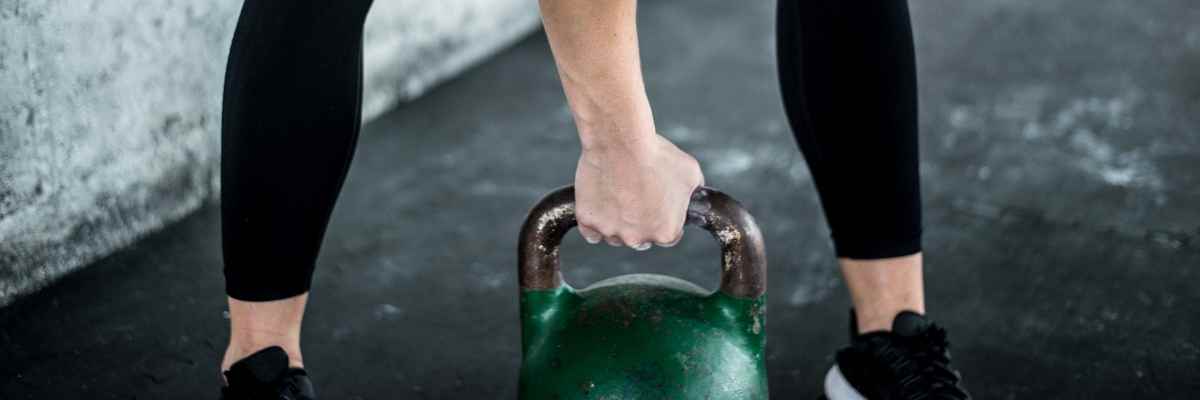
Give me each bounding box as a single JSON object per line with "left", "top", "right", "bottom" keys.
{"left": 839, "top": 254, "right": 924, "bottom": 332}
{"left": 221, "top": 0, "right": 374, "bottom": 372}
{"left": 775, "top": 0, "right": 924, "bottom": 334}
{"left": 777, "top": 2, "right": 970, "bottom": 398}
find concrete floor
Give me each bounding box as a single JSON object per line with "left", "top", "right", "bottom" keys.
{"left": 3, "top": 0, "right": 1199, "bottom": 398}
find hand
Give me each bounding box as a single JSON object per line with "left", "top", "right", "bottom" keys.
{"left": 574, "top": 134, "right": 704, "bottom": 250}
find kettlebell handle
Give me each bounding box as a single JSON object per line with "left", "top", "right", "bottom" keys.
{"left": 518, "top": 185, "right": 767, "bottom": 299}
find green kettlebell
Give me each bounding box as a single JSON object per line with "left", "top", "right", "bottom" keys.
{"left": 517, "top": 185, "right": 768, "bottom": 399}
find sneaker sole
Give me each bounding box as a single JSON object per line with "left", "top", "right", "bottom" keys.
{"left": 824, "top": 365, "right": 867, "bottom": 400}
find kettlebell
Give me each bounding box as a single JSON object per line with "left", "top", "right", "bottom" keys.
{"left": 517, "top": 185, "right": 768, "bottom": 399}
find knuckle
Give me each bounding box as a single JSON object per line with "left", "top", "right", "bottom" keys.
{"left": 618, "top": 230, "right": 646, "bottom": 245}
{"left": 594, "top": 225, "right": 618, "bottom": 237}
{"left": 578, "top": 224, "right": 599, "bottom": 237}
{"left": 578, "top": 217, "right": 610, "bottom": 235}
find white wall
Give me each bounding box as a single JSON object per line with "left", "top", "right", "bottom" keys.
{"left": 0, "top": 0, "right": 541, "bottom": 306}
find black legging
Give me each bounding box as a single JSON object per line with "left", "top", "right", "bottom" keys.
{"left": 221, "top": 0, "right": 373, "bottom": 301}
{"left": 221, "top": 0, "right": 922, "bottom": 301}
{"left": 776, "top": 0, "right": 922, "bottom": 259}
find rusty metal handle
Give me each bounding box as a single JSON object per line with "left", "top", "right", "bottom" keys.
{"left": 517, "top": 185, "right": 767, "bottom": 298}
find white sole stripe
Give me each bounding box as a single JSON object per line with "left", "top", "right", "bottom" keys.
{"left": 824, "top": 365, "right": 868, "bottom": 400}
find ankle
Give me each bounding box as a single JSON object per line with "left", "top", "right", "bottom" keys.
{"left": 855, "top": 306, "right": 924, "bottom": 334}
{"left": 222, "top": 338, "right": 304, "bottom": 371}
{"left": 223, "top": 294, "right": 309, "bottom": 372}
{"left": 839, "top": 253, "right": 926, "bottom": 334}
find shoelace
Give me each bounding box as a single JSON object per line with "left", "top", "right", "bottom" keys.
{"left": 875, "top": 325, "right": 969, "bottom": 400}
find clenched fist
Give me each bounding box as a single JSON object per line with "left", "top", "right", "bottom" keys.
{"left": 574, "top": 134, "right": 704, "bottom": 250}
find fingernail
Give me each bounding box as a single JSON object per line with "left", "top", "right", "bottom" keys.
{"left": 633, "top": 242, "right": 652, "bottom": 251}
{"left": 583, "top": 235, "right": 600, "bottom": 244}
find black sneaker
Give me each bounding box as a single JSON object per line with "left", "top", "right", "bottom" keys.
{"left": 823, "top": 310, "right": 970, "bottom": 400}
{"left": 220, "top": 346, "right": 316, "bottom": 400}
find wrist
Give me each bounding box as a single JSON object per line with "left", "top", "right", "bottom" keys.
{"left": 579, "top": 124, "right": 657, "bottom": 154}
{"left": 563, "top": 78, "right": 656, "bottom": 151}
{"left": 574, "top": 106, "right": 656, "bottom": 152}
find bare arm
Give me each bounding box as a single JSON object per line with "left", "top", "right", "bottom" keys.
{"left": 539, "top": 0, "right": 652, "bottom": 151}
{"left": 539, "top": 0, "right": 704, "bottom": 249}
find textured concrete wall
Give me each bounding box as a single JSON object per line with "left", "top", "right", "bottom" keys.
{"left": 0, "top": 0, "right": 540, "bottom": 306}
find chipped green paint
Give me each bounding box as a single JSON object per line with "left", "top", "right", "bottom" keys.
{"left": 519, "top": 273, "right": 768, "bottom": 399}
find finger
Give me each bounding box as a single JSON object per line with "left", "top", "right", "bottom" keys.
{"left": 655, "top": 227, "right": 685, "bottom": 248}
{"left": 618, "top": 231, "right": 651, "bottom": 251}
{"left": 656, "top": 198, "right": 689, "bottom": 247}
{"left": 578, "top": 225, "right": 603, "bottom": 244}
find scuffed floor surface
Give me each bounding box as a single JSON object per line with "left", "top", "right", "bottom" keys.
{"left": 2, "top": 0, "right": 1198, "bottom": 398}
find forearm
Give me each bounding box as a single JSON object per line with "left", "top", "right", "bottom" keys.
{"left": 538, "top": 0, "right": 654, "bottom": 152}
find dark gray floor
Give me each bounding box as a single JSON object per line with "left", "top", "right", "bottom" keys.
{"left": 3, "top": 0, "right": 1199, "bottom": 398}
